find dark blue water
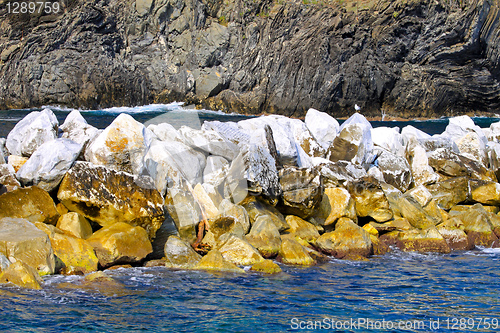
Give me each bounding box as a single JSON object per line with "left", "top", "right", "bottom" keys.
{"left": 1, "top": 104, "right": 500, "bottom": 332}
{"left": 1, "top": 249, "right": 499, "bottom": 332}
{"left": 1, "top": 103, "right": 499, "bottom": 138}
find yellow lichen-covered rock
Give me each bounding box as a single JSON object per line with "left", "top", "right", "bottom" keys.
{"left": 363, "top": 223, "right": 379, "bottom": 236}
{"left": 56, "top": 203, "right": 69, "bottom": 215}
{"left": 245, "top": 215, "right": 282, "bottom": 258}
{"left": 0, "top": 261, "right": 42, "bottom": 289}
{"left": 436, "top": 218, "right": 471, "bottom": 251}
{"left": 56, "top": 212, "right": 93, "bottom": 239}
{"left": 84, "top": 271, "right": 116, "bottom": 283}
{"left": 397, "top": 194, "right": 440, "bottom": 229}
{"left": 370, "top": 235, "right": 390, "bottom": 256}
{"left": 219, "top": 199, "right": 251, "bottom": 234}
{"left": 469, "top": 179, "right": 500, "bottom": 206}
{"left": 0, "top": 186, "right": 59, "bottom": 225}
{"left": 219, "top": 235, "right": 264, "bottom": 266}
{"left": 194, "top": 249, "right": 245, "bottom": 273}
{"left": 164, "top": 186, "right": 202, "bottom": 244}
{"left": 309, "top": 187, "right": 357, "bottom": 226}
{"left": 250, "top": 259, "right": 282, "bottom": 274}
{"left": 426, "top": 177, "right": 469, "bottom": 210}
{"left": 208, "top": 216, "right": 237, "bottom": 239}
{"left": 241, "top": 196, "right": 289, "bottom": 232}
{"left": 278, "top": 237, "right": 315, "bottom": 266}
{"left": 57, "top": 162, "right": 164, "bottom": 239}
{"left": 35, "top": 223, "right": 98, "bottom": 275}
{"left": 369, "top": 218, "right": 413, "bottom": 233}
{"left": 164, "top": 236, "right": 201, "bottom": 269}
{"left": 0, "top": 217, "right": 55, "bottom": 276}
{"left": 347, "top": 177, "right": 393, "bottom": 223}
{"left": 381, "top": 227, "right": 451, "bottom": 253}
{"left": 86, "top": 222, "right": 153, "bottom": 268}
{"left": 315, "top": 217, "right": 372, "bottom": 259}
{"left": 284, "top": 215, "right": 320, "bottom": 242}
{"left": 456, "top": 204, "right": 498, "bottom": 247}
{"left": 192, "top": 183, "right": 219, "bottom": 220}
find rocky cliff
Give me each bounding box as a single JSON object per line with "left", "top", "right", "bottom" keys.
{"left": 0, "top": 0, "right": 499, "bottom": 118}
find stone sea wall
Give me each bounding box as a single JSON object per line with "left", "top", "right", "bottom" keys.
{"left": 1, "top": 0, "right": 500, "bottom": 118}
{"left": 1, "top": 107, "right": 500, "bottom": 289}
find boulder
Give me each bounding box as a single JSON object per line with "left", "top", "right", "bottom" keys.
{"left": 401, "top": 125, "right": 431, "bottom": 146}
{"left": 426, "top": 177, "right": 469, "bottom": 210}
{"left": 278, "top": 237, "right": 315, "bottom": 266}
{"left": 56, "top": 212, "right": 93, "bottom": 239}
{"left": 316, "top": 160, "right": 367, "bottom": 188}
{"left": 6, "top": 108, "right": 58, "bottom": 157}
{"left": 164, "top": 236, "right": 202, "bottom": 269}
{"left": 60, "top": 110, "right": 99, "bottom": 157}
{"left": 309, "top": 187, "right": 357, "bottom": 227}
{"left": 327, "top": 122, "right": 374, "bottom": 167}
{"left": 192, "top": 183, "right": 219, "bottom": 221}
{"left": 194, "top": 249, "right": 245, "bottom": 273}
{"left": 35, "top": 223, "right": 99, "bottom": 275}
{"left": 0, "top": 186, "right": 59, "bottom": 225}
{"left": 219, "top": 235, "right": 264, "bottom": 266}
{"left": 8, "top": 155, "right": 28, "bottom": 172}
{"left": 469, "top": 179, "right": 500, "bottom": 206}
{"left": 418, "top": 135, "right": 460, "bottom": 154}
{"left": 143, "top": 138, "right": 206, "bottom": 195}
{"left": 347, "top": 177, "right": 393, "bottom": 223}
{"left": 397, "top": 194, "right": 441, "bottom": 229}
{"left": 369, "top": 218, "right": 413, "bottom": 233}
{"left": 0, "top": 254, "right": 10, "bottom": 272}
{"left": 278, "top": 166, "right": 323, "bottom": 219}
{"left": 436, "top": 218, "right": 471, "bottom": 251}
{"left": 371, "top": 126, "right": 404, "bottom": 156}
{"left": 17, "top": 138, "right": 82, "bottom": 192}
{"left": 203, "top": 156, "right": 229, "bottom": 186}
{"left": 245, "top": 215, "right": 282, "bottom": 258}
{"left": 147, "top": 123, "right": 183, "bottom": 143}
{"left": 376, "top": 150, "right": 412, "bottom": 192}
{"left": 218, "top": 199, "right": 250, "bottom": 234}
{"left": 233, "top": 143, "right": 280, "bottom": 198}
{"left": 284, "top": 215, "right": 320, "bottom": 242}
{"left": 427, "top": 148, "right": 495, "bottom": 181}
{"left": 455, "top": 132, "right": 487, "bottom": 166}
{"left": 165, "top": 185, "right": 202, "bottom": 243}
{"left": 57, "top": 162, "right": 164, "bottom": 239}
{"left": 250, "top": 259, "right": 282, "bottom": 274}
{"left": 381, "top": 227, "right": 450, "bottom": 253}
{"left": 456, "top": 205, "right": 498, "bottom": 247}
{"left": 315, "top": 217, "right": 372, "bottom": 259}
{"left": 86, "top": 222, "right": 153, "bottom": 268}
{"left": 178, "top": 126, "right": 239, "bottom": 161}
{"left": 85, "top": 113, "right": 154, "bottom": 175}
{"left": 487, "top": 142, "right": 500, "bottom": 181}
{"left": 202, "top": 120, "right": 251, "bottom": 147}
{"left": 405, "top": 138, "right": 440, "bottom": 186}
{"left": 405, "top": 185, "right": 433, "bottom": 207}
{"left": 286, "top": 118, "right": 325, "bottom": 158}
{"left": 239, "top": 115, "right": 298, "bottom": 166}
{"left": 0, "top": 217, "right": 55, "bottom": 275}
{"left": 241, "top": 196, "right": 289, "bottom": 232}
{"left": 367, "top": 165, "right": 385, "bottom": 183}
{"left": 207, "top": 216, "right": 239, "bottom": 240}
{"left": 304, "top": 108, "right": 339, "bottom": 150}
{"left": 444, "top": 115, "right": 487, "bottom": 145}
{"left": 0, "top": 164, "right": 21, "bottom": 192}
{"left": 0, "top": 261, "right": 43, "bottom": 289}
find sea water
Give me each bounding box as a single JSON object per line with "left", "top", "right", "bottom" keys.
{"left": 1, "top": 104, "right": 500, "bottom": 332}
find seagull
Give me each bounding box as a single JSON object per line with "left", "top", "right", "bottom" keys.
{"left": 354, "top": 104, "right": 361, "bottom": 111}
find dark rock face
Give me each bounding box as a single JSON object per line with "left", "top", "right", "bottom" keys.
{"left": 1, "top": 0, "right": 499, "bottom": 118}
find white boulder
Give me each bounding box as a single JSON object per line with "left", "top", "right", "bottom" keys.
{"left": 178, "top": 126, "right": 239, "bottom": 161}
{"left": 85, "top": 113, "right": 154, "bottom": 175}
{"left": 17, "top": 138, "right": 82, "bottom": 192}
{"left": 371, "top": 126, "right": 404, "bottom": 156}
{"left": 304, "top": 108, "right": 339, "bottom": 149}
{"left": 6, "top": 109, "right": 58, "bottom": 157}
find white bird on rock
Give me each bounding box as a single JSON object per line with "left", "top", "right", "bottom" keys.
{"left": 354, "top": 104, "right": 361, "bottom": 111}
